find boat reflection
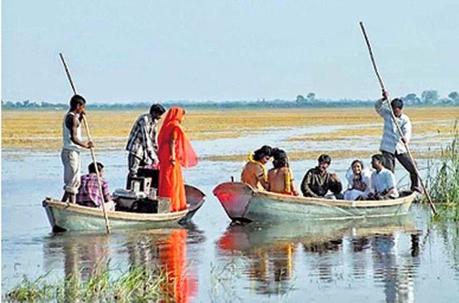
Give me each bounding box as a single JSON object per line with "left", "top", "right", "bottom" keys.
{"left": 43, "top": 225, "right": 204, "bottom": 303}
{"left": 217, "top": 216, "right": 418, "bottom": 300}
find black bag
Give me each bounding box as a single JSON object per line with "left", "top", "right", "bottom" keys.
{"left": 130, "top": 198, "right": 158, "bottom": 213}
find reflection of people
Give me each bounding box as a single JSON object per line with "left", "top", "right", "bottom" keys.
{"left": 76, "top": 162, "right": 115, "bottom": 211}
{"left": 125, "top": 104, "right": 166, "bottom": 188}
{"left": 61, "top": 95, "right": 94, "bottom": 203}
{"left": 157, "top": 107, "right": 198, "bottom": 212}
{"left": 241, "top": 145, "right": 272, "bottom": 190}
{"left": 300, "top": 154, "right": 342, "bottom": 199}
{"left": 343, "top": 159, "right": 371, "bottom": 200}
{"left": 268, "top": 148, "right": 299, "bottom": 196}
{"left": 369, "top": 154, "right": 399, "bottom": 200}
{"left": 216, "top": 224, "right": 295, "bottom": 295}
{"left": 376, "top": 91, "right": 420, "bottom": 192}
{"left": 159, "top": 229, "right": 197, "bottom": 303}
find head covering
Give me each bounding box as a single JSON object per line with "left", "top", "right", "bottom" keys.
{"left": 157, "top": 107, "right": 197, "bottom": 168}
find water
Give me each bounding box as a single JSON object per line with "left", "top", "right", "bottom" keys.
{"left": 2, "top": 128, "right": 459, "bottom": 302}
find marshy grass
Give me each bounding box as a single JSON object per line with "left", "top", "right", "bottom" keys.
{"left": 3, "top": 107, "right": 458, "bottom": 151}
{"left": 426, "top": 122, "right": 459, "bottom": 220}
{"left": 4, "top": 266, "right": 173, "bottom": 303}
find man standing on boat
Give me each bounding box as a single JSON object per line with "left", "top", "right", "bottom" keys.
{"left": 125, "top": 104, "right": 166, "bottom": 189}
{"left": 375, "top": 90, "right": 420, "bottom": 192}
{"left": 61, "top": 94, "right": 94, "bottom": 203}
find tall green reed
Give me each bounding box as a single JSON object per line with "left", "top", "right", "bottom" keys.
{"left": 425, "top": 121, "right": 459, "bottom": 220}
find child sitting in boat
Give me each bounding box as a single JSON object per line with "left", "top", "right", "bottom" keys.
{"left": 367, "top": 154, "right": 399, "bottom": 200}
{"left": 76, "top": 162, "right": 116, "bottom": 211}
{"left": 241, "top": 145, "right": 272, "bottom": 190}
{"left": 267, "top": 148, "right": 299, "bottom": 196}
{"left": 343, "top": 159, "right": 371, "bottom": 200}
{"left": 300, "top": 154, "right": 343, "bottom": 199}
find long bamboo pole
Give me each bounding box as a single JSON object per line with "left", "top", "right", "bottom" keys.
{"left": 59, "top": 53, "right": 112, "bottom": 233}
{"left": 359, "top": 22, "right": 437, "bottom": 216}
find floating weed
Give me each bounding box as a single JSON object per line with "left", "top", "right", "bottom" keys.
{"left": 209, "top": 259, "right": 244, "bottom": 302}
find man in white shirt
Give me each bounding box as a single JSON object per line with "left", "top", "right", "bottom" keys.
{"left": 375, "top": 90, "right": 420, "bottom": 192}
{"left": 369, "top": 154, "right": 399, "bottom": 200}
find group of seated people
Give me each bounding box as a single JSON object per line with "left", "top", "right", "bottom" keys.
{"left": 241, "top": 145, "right": 399, "bottom": 200}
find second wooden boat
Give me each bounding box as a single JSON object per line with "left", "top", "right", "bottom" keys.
{"left": 213, "top": 182, "right": 415, "bottom": 222}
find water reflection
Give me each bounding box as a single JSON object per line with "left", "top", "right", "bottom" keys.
{"left": 42, "top": 226, "right": 204, "bottom": 302}
{"left": 217, "top": 217, "right": 419, "bottom": 300}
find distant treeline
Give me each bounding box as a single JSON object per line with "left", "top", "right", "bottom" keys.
{"left": 2, "top": 90, "right": 458, "bottom": 110}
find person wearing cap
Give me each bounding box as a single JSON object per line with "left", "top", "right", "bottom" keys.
{"left": 376, "top": 91, "right": 420, "bottom": 192}
{"left": 300, "top": 154, "right": 342, "bottom": 199}
{"left": 76, "top": 162, "right": 115, "bottom": 210}
{"left": 125, "top": 103, "right": 166, "bottom": 188}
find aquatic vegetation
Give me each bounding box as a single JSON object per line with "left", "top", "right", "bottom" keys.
{"left": 426, "top": 122, "right": 459, "bottom": 220}
{"left": 4, "top": 266, "right": 172, "bottom": 302}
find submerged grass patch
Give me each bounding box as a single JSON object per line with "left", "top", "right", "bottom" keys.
{"left": 203, "top": 150, "right": 441, "bottom": 162}
{"left": 4, "top": 266, "right": 172, "bottom": 303}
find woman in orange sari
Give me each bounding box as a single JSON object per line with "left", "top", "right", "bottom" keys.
{"left": 157, "top": 107, "right": 198, "bottom": 212}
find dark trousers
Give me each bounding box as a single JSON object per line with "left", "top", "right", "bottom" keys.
{"left": 381, "top": 151, "right": 420, "bottom": 191}
{"left": 126, "top": 154, "right": 146, "bottom": 189}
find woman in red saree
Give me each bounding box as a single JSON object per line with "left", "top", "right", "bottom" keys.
{"left": 157, "top": 107, "right": 198, "bottom": 212}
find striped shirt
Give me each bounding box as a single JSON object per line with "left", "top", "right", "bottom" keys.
{"left": 76, "top": 173, "right": 112, "bottom": 207}
{"left": 125, "top": 113, "right": 159, "bottom": 164}
{"left": 375, "top": 99, "right": 411, "bottom": 154}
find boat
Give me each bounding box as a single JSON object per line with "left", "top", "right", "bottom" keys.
{"left": 213, "top": 182, "right": 415, "bottom": 222}
{"left": 43, "top": 184, "right": 205, "bottom": 232}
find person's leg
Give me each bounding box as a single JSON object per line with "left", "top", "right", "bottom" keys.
{"left": 61, "top": 149, "right": 81, "bottom": 202}
{"left": 381, "top": 151, "right": 396, "bottom": 172}
{"left": 396, "top": 152, "right": 421, "bottom": 192}
{"left": 127, "top": 153, "right": 141, "bottom": 189}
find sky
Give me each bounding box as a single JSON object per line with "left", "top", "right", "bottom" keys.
{"left": 2, "top": 0, "right": 458, "bottom": 103}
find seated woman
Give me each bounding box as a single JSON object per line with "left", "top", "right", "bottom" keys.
{"left": 343, "top": 159, "right": 371, "bottom": 200}
{"left": 241, "top": 145, "right": 272, "bottom": 190}
{"left": 76, "top": 162, "right": 116, "bottom": 211}
{"left": 267, "top": 148, "right": 299, "bottom": 196}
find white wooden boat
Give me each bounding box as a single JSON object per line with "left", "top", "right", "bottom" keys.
{"left": 42, "top": 199, "right": 188, "bottom": 232}
{"left": 213, "top": 182, "right": 415, "bottom": 222}
{"left": 43, "top": 185, "right": 206, "bottom": 232}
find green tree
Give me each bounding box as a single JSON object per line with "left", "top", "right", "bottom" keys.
{"left": 296, "top": 95, "right": 305, "bottom": 103}
{"left": 306, "top": 92, "right": 316, "bottom": 102}
{"left": 421, "top": 90, "right": 439, "bottom": 104}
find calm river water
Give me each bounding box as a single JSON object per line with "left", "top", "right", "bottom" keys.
{"left": 2, "top": 129, "right": 459, "bottom": 302}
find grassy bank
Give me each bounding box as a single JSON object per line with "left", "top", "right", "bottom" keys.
{"left": 2, "top": 107, "right": 458, "bottom": 153}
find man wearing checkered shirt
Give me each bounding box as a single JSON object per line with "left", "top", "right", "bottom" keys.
{"left": 125, "top": 104, "right": 166, "bottom": 188}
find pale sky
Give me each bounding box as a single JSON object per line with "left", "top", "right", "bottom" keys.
{"left": 2, "top": 0, "right": 458, "bottom": 103}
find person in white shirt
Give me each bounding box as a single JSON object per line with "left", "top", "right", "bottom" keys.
{"left": 343, "top": 159, "right": 371, "bottom": 200}
{"left": 375, "top": 90, "right": 420, "bottom": 192}
{"left": 61, "top": 95, "right": 94, "bottom": 203}
{"left": 368, "top": 154, "right": 399, "bottom": 200}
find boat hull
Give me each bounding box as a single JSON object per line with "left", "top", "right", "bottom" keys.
{"left": 213, "top": 182, "right": 415, "bottom": 222}
{"left": 43, "top": 199, "right": 188, "bottom": 232}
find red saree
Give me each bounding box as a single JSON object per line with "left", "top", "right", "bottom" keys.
{"left": 157, "top": 107, "right": 198, "bottom": 212}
